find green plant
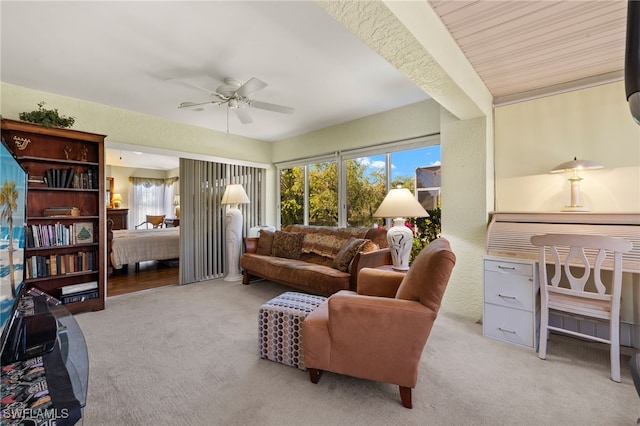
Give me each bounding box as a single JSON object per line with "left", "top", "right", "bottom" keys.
{"left": 19, "top": 101, "right": 75, "bottom": 128}
{"left": 409, "top": 207, "right": 441, "bottom": 262}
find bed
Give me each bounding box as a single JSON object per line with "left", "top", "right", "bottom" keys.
{"left": 107, "top": 223, "right": 180, "bottom": 272}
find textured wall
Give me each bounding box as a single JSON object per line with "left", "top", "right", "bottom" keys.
{"left": 440, "top": 112, "right": 489, "bottom": 321}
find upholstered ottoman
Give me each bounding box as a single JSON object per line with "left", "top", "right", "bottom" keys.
{"left": 259, "top": 292, "right": 327, "bottom": 370}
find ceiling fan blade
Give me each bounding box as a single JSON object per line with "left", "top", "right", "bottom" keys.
{"left": 234, "top": 108, "right": 253, "bottom": 124}
{"left": 236, "top": 77, "right": 268, "bottom": 97}
{"left": 178, "top": 100, "right": 219, "bottom": 109}
{"left": 249, "top": 100, "right": 295, "bottom": 115}
{"left": 167, "top": 78, "right": 217, "bottom": 96}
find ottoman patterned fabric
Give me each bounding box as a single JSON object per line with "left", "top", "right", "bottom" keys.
{"left": 259, "top": 292, "right": 327, "bottom": 370}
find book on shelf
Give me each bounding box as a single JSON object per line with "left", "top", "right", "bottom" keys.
{"left": 61, "top": 289, "right": 99, "bottom": 304}
{"left": 26, "top": 252, "right": 95, "bottom": 279}
{"left": 42, "top": 167, "right": 100, "bottom": 189}
{"left": 61, "top": 281, "right": 98, "bottom": 295}
{"left": 44, "top": 207, "right": 80, "bottom": 217}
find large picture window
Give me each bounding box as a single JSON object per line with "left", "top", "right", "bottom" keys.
{"left": 278, "top": 136, "right": 441, "bottom": 228}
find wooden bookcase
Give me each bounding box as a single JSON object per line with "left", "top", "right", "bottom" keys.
{"left": 1, "top": 118, "right": 106, "bottom": 313}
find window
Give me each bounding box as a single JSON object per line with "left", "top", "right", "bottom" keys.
{"left": 345, "top": 155, "right": 386, "bottom": 227}
{"left": 277, "top": 136, "right": 441, "bottom": 228}
{"left": 308, "top": 162, "right": 338, "bottom": 226}
{"left": 128, "top": 177, "right": 177, "bottom": 228}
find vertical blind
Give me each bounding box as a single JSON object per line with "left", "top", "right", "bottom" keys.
{"left": 180, "top": 158, "right": 264, "bottom": 284}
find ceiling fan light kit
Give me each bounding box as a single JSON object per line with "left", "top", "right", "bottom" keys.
{"left": 178, "top": 76, "right": 294, "bottom": 126}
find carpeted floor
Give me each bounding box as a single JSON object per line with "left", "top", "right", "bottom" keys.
{"left": 75, "top": 278, "right": 639, "bottom": 425}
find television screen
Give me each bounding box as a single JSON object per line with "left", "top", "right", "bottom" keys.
{"left": 0, "top": 136, "right": 27, "bottom": 331}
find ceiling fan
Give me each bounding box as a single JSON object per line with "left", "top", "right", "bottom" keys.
{"left": 178, "top": 77, "right": 295, "bottom": 125}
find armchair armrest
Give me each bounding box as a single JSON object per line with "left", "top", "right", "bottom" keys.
{"left": 244, "top": 237, "right": 259, "bottom": 253}
{"left": 356, "top": 267, "right": 404, "bottom": 298}
{"left": 349, "top": 248, "right": 392, "bottom": 291}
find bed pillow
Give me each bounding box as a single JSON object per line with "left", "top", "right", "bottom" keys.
{"left": 332, "top": 237, "right": 368, "bottom": 272}
{"left": 271, "top": 231, "right": 305, "bottom": 259}
{"left": 256, "top": 229, "right": 275, "bottom": 256}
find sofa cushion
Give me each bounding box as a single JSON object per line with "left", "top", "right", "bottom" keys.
{"left": 332, "top": 237, "right": 368, "bottom": 272}
{"left": 272, "top": 231, "right": 305, "bottom": 259}
{"left": 256, "top": 229, "right": 275, "bottom": 256}
{"left": 302, "top": 233, "right": 348, "bottom": 258}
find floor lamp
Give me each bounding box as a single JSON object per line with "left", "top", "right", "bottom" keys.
{"left": 373, "top": 187, "right": 429, "bottom": 270}
{"left": 221, "top": 184, "right": 250, "bottom": 282}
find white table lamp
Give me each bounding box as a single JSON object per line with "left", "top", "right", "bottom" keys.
{"left": 112, "top": 193, "right": 123, "bottom": 208}
{"left": 221, "top": 184, "right": 250, "bottom": 282}
{"left": 550, "top": 157, "right": 603, "bottom": 212}
{"left": 373, "top": 187, "right": 429, "bottom": 270}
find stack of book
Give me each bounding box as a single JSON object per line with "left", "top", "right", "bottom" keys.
{"left": 59, "top": 281, "right": 99, "bottom": 304}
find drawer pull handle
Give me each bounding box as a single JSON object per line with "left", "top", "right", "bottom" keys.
{"left": 498, "top": 327, "right": 517, "bottom": 334}
{"left": 497, "top": 266, "right": 516, "bottom": 270}
{"left": 498, "top": 294, "right": 516, "bottom": 300}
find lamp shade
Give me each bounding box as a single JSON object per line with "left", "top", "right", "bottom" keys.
{"left": 550, "top": 157, "right": 603, "bottom": 173}
{"left": 173, "top": 195, "right": 180, "bottom": 205}
{"left": 221, "top": 184, "right": 250, "bottom": 205}
{"left": 373, "top": 187, "right": 429, "bottom": 219}
{"left": 112, "top": 193, "right": 123, "bottom": 207}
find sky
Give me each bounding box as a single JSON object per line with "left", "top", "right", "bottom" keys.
{"left": 358, "top": 145, "right": 441, "bottom": 181}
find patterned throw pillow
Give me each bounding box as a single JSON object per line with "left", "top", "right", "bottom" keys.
{"left": 332, "top": 237, "right": 368, "bottom": 272}
{"left": 271, "top": 231, "right": 305, "bottom": 259}
{"left": 256, "top": 229, "right": 275, "bottom": 256}
{"left": 301, "top": 233, "right": 348, "bottom": 258}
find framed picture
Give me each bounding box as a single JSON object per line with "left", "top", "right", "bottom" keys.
{"left": 74, "top": 222, "right": 94, "bottom": 244}
{"left": 0, "top": 138, "right": 27, "bottom": 329}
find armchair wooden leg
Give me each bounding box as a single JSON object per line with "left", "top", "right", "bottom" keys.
{"left": 309, "top": 368, "right": 323, "bottom": 384}
{"left": 399, "top": 386, "right": 412, "bottom": 409}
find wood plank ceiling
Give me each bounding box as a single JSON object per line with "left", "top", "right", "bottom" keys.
{"left": 428, "top": 0, "right": 628, "bottom": 104}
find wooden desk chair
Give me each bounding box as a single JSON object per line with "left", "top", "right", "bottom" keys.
{"left": 135, "top": 215, "right": 165, "bottom": 229}
{"left": 530, "top": 233, "right": 633, "bottom": 382}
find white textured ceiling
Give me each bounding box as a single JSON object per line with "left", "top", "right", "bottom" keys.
{"left": 1, "top": 1, "right": 629, "bottom": 170}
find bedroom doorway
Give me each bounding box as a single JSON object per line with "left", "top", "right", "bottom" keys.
{"left": 107, "top": 261, "right": 178, "bottom": 296}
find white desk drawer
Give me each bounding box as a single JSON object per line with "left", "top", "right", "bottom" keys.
{"left": 484, "top": 259, "right": 533, "bottom": 276}
{"left": 483, "top": 303, "right": 535, "bottom": 348}
{"left": 484, "top": 271, "right": 534, "bottom": 311}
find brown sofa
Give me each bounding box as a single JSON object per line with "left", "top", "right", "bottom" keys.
{"left": 240, "top": 225, "right": 391, "bottom": 296}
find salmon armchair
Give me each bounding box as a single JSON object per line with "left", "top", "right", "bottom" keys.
{"left": 302, "top": 238, "right": 456, "bottom": 408}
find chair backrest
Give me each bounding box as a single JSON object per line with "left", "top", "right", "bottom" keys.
{"left": 146, "top": 215, "right": 165, "bottom": 228}
{"left": 395, "top": 238, "right": 456, "bottom": 312}
{"left": 530, "top": 234, "right": 632, "bottom": 313}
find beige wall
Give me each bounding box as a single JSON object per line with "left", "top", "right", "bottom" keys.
{"left": 0, "top": 83, "right": 273, "bottom": 165}
{"left": 272, "top": 100, "right": 440, "bottom": 162}
{"left": 495, "top": 81, "right": 640, "bottom": 213}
